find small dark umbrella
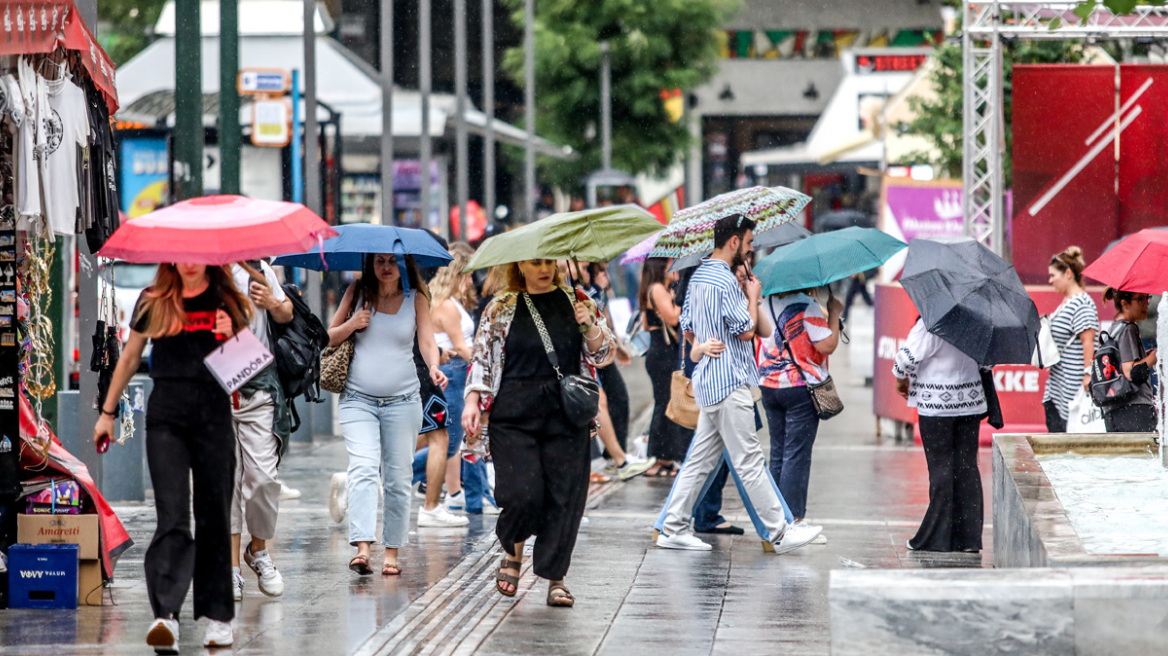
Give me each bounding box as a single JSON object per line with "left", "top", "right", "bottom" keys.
{"left": 900, "top": 237, "right": 1040, "bottom": 366}
{"left": 814, "top": 209, "right": 873, "bottom": 233}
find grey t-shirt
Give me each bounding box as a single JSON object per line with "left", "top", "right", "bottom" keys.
{"left": 1114, "top": 322, "right": 1155, "bottom": 406}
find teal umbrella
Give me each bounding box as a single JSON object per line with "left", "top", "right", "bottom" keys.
{"left": 754, "top": 227, "right": 906, "bottom": 296}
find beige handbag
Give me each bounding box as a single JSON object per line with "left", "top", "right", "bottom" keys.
{"left": 666, "top": 370, "right": 700, "bottom": 429}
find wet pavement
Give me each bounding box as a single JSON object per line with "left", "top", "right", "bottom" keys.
{"left": 0, "top": 308, "right": 996, "bottom": 654}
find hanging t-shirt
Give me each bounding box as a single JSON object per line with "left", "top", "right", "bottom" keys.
{"left": 15, "top": 57, "right": 45, "bottom": 225}
{"left": 133, "top": 286, "right": 225, "bottom": 384}
{"left": 43, "top": 75, "right": 89, "bottom": 238}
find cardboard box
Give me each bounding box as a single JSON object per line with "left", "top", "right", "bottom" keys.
{"left": 17, "top": 514, "right": 99, "bottom": 560}
{"left": 78, "top": 560, "right": 103, "bottom": 606}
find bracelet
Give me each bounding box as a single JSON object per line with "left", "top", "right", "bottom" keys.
{"left": 585, "top": 326, "right": 602, "bottom": 339}
{"left": 100, "top": 407, "right": 117, "bottom": 418}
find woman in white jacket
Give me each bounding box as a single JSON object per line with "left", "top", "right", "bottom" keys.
{"left": 893, "top": 318, "right": 987, "bottom": 553}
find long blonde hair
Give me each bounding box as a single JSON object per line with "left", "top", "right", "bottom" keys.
{"left": 502, "top": 260, "right": 565, "bottom": 293}
{"left": 430, "top": 242, "right": 478, "bottom": 309}
{"left": 134, "top": 264, "right": 252, "bottom": 338}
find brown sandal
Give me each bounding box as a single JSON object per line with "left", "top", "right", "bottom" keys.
{"left": 382, "top": 562, "right": 401, "bottom": 576}
{"left": 547, "top": 583, "right": 574, "bottom": 607}
{"left": 349, "top": 554, "right": 373, "bottom": 575}
{"left": 496, "top": 556, "right": 521, "bottom": 597}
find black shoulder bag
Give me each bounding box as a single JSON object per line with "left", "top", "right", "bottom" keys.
{"left": 523, "top": 293, "right": 601, "bottom": 427}
{"left": 771, "top": 297, "right": 844, "bottom": 421}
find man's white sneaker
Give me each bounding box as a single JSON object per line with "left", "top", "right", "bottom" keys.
{"left": 615, "top": 457, "right": 657, "bottom": 481}
{"left": 418, "top": 505, "right": 469, "bottom": 527}
{"left": 772, "top": 523, "right": 823, "bottom": 555}
{"left": 445, "top": 490, "right": 466, "bottom": 511}
{"left": 279, "top": 482, "right": 301, "bottom": 500}
{"left": 232, "top": 567, "right": 244, "bottom": 601}
{"left": 792, "top": 519, "right": 827, "bottom": 545}
{"left": 656, "top": 532, "right": 712, "bottom": 551}
{"left": 203, "top": 619, "right": 233, "bottom": 648}
{"left": 244, "top": 546, "right": 285, "bottom": 597}
{"left": 146, "top": 617, "right": 179, "bottom": 654}
{"left": 328, "top": 472, "right": 348, "bottom": 524}
{"left": 481, "top": 499, "right": 501, "bottom": 515}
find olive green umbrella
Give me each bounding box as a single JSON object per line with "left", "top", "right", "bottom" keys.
{"left": 464, "top": 205, "right": 663, "bottom": 271}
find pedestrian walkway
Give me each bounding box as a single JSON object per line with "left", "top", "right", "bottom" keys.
{"left": 0, "top": 331, "right": 994, "bottom": 655}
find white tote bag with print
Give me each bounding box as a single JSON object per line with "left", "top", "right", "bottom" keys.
{"left": 1066, "top": 388, "right": 1106, "bottom": 434}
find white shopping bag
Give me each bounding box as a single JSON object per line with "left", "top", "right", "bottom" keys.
{"left": 203, "top": 328, "right": 274, "bottom": 394}
{"left": 1066, "top": 388, "right": 1106, "bottom": 433}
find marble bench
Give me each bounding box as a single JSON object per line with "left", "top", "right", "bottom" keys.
{"left": 830, "top": 566, "right": 1168, "bottom": 655}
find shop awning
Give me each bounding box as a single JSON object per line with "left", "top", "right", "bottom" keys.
{"left": 0, "top": 0, "right": 118, "bottom": 112}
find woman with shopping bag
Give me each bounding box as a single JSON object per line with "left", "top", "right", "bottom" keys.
{"left": 1041, "top": 247, "right": 1099, "bottom": 433}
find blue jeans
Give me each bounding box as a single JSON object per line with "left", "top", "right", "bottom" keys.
{"left": 339, "top": 389, "right": 423, "bottom": 547}
{"left": 692, "top": 461, "right": 730, "bottom": 531}
{"left": 760, "top": 386, "right": 820, "bottom": 519}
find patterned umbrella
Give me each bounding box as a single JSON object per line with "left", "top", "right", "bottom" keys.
{"left": 619, "top": 229, "right": 665, "bottom": 265}
{"left": 647, "top": 186, "right": 810, "bottom": 260}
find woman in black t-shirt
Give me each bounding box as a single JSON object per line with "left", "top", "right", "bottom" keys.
{"left": 1100, "top": 288, "right": 1158, "bottom": 432}
{"left": 95, "top": 263, "right": 250, "bottom": 652}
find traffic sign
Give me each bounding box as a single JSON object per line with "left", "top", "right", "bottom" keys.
{"left": 251, "top": 99, "right": 292, "bottom": 147}
{"left": 238, "top": 69, "right": 291, "bottom": 95}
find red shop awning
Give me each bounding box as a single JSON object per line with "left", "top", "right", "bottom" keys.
{"left": 0, "top": 1, "right": 119, "bottom": 113}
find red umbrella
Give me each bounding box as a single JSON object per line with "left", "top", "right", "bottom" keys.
{"left": 97, "top": 195, "right": 338, "bottom": 265}
{"left": 1083, "top": 229, "right": 1168, "bottom": 293}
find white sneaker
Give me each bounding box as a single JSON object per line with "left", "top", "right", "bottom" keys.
{"left": 203, "top": 619, "right": 233, "bottom": 648}
{"left": 146, "top": 617, "right": 179, "bottom": 654}
{"left": 412, "top": 481, "right": 428, "bottom": 500}
{"left": 772, "top": 523, "right": 823, "bottom": 555}
{"left": 232, "top": 567, "right": 244, "bottom": 601}
{"left": 615, "top": 457, "right": 657, "bottom": 481}
{"left": 245, "top": 546, "right": 285, "bottom": 597}
{"left": 417, "top": 505, "right": 469, "bottom": 527}
{"left": 792, "top": 519, "right": 827, "bottom": 545}
{"left": 579, "top": 516, "right": 590, "bottom": 528}
{"left": 445, "top": 490, "right": 465, "bottom": 511}
{"left": 328, "top": 472, "right": 348, "bottom": 524}
{"left": 480, "top": 499, "right": 502, "bottom": 515}
{"left": 656, "top": 532, "right": 712, "bottom": 551}
{"left": 279, "top": 482, "right": 301, "bottom": 500}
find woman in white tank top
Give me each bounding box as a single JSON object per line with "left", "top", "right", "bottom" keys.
{"left": 428, "top": 243, "right": 498, "bottom": 514}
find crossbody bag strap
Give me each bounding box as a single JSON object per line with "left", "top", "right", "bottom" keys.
{"left": 522, "top": 293, "right": 564, "bottom": 379}
{"left": 770, "top": 296, "right": 812, "bottom": 386}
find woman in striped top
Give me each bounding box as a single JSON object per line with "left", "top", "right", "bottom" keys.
{"left": 1042, "top": 247, "right": 1098, "bottom": 433}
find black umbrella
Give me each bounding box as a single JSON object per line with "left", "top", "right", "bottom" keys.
{"left": 900, "top": 237, "right": 1040, "bottom": 366}
{"left": 667, "top": 220, "right": 812, "bottom": 272}
{"left": 814, "top": 209, "right": 873, "bottom": 233}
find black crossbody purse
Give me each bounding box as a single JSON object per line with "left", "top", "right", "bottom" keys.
{"left": 522, "top": 293, "right": 601, "bottom": 427}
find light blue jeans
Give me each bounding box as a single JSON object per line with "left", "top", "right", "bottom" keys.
{"left": 339, "top": 388, "right": 423, "bottom": 548}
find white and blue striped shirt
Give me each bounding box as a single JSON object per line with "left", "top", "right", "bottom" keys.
{"left": 680, "top": 258, "right": 758, "bottom": 407}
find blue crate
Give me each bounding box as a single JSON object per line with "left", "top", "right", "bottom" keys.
{"left": 7, "top": 543, "right": 79, "bottom": 609}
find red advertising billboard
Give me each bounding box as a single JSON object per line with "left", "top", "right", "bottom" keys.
{"left": 873, "top": 283, "right": 1106, "bottom": 443}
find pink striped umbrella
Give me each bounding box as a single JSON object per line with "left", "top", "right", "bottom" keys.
{"left": 620, "top": 230, "right": 664, "bottom": 265}
{"left": 98, "top": 195, "right": 338, "bottom": 265}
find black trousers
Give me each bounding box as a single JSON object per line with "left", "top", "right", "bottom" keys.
{"left": 1043, "top": 400, "right": 1067, "bottom": 433}
{"left": 645, "top": 330, "right": 690, "bottom": 461}
{"left": 911, "top": 414, "right": 983, "bottom": 553}
{"left": 145, "top": 381, "right": 236, "bottom": 622}
{"left": 597, "top": 365, "right": 629, "bottom": 453}
{"left": 1104, "top": 403, "right": 1157, "bottom": 432}
{"left": 491, "top": 379, "right": 591, "bottom": 581}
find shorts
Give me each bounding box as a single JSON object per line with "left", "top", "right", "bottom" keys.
{"left": 418, "top": 363, "right": 452, "bottom": 434}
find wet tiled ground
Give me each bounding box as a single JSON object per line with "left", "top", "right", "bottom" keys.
{"left": 0, "top": 325, "right": 995, "bottom": 655}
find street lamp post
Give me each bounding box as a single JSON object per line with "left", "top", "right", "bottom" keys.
{"left": 380, "top": 0, "right": 394, "bottom": 225}
{"left": 420, "top": 0, "right": 433, "bottom": 233}
{"left": 523, "top": 0, "right": 535, "bottom": 221}
{"left": 455, "top": 0, "right": 468, "bottom": 240}
{"left": 482, "top": 0, "right": 495, "bottom": 223}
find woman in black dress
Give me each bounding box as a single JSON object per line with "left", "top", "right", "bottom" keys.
{"left": 639, "top": 258, "right": 687, "bottom": 475}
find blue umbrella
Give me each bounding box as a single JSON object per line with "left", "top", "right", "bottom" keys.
{"left": 272, "top": 224, "right": 453, "bottom": 271}
{"left": 754, "top": 227, "right": 906, "bottom": 296}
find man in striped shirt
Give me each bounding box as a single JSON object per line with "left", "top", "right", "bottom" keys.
{"left": 656, "top": 214, "right": 821, "bottom": 553}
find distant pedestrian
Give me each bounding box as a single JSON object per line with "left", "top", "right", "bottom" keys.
{"left": 95, "top": 263, "right": 251, "bottom": 651}
{"left": 656, "top": 215, "right": 820, "bottom": 553}
{"left": 638, "top": 258, "right": 687, "bottom": 476}
{"left": 758, "top": 287, "right": 841, "bottom": 525}
{"left": 328, "top": 253, "right": 447, "bottom": 577}
{"left": 463, "top": 259, "right": 615, "bottom": 607}
{"left": 1042, "top": 247, "right": 1098, "bottom": 433}
{"left": 893, "top": 318, "right": 986, "bottom": 553}
{"left": 228, "top": 261, "right": 294, "bottom": 602}
{"left": 1099, "top": 288, "right": 1157, "bottom": 433}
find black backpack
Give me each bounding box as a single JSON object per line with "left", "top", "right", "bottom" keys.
{"left": 268, "top": 283, "right": 329, "bottom": 408}
{"left": 1090, "top": 322, "right": 1140, "bottom": 408}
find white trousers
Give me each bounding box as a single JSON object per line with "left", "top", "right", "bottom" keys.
{"left": 230, "top": 390, "right": 281, "bottom": 540}
{"left": 663, "top": 385, "right": 787, "bottom": 542}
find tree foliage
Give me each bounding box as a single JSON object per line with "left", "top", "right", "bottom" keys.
{"left": 899, "top": 37, "right": 1084, "bottom": 185}
{"left": 501, "top": 0, "right": 740, "bottom": 189}
{"left": 97, "top": 0, "right": 169, "bottom": 66}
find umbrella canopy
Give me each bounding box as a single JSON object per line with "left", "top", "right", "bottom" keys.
{"left": 648, "top": 186, "right": 810, "bottom": 260}
{"left": 272, "top": 223, "right": 453, "bottom": 271}
{"left": 668, "top": 221, "right": 812, "bottom": 273}
{"left": 97, "top": 195, "right": 337, "bottom": 265}
{"left": 754, "top": 227, "right": 905, "bottom": 296}
{"left": 1085, "top": 229, "right": 1168, "bottom": 293}
{"left": 901, "top": 237, "right": 1040, "bottom": 366}
{"left": 813, "top": 209, "right": 874, "bottom": 233}
{"left": 465, "top": 205, "right": 662, "bottom": 272}
{"left": 620, "top": 230, "right": 665, "bottom": 265}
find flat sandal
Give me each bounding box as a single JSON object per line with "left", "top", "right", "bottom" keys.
{"left": 496, "top": 556, "right": 521, "bottom": 597}
{"left": 547, "top": 583, "right": 574, "bottom": 607}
